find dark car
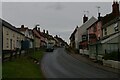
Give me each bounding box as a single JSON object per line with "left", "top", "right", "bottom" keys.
{"left": 46, "top": 43, "right": 54, "bottom": 52}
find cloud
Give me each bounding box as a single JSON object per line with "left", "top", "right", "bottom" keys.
{"left": 51, "top": 30, "right": 72, "bottom": 43}
{"left": 46, "top": 2, "right": 64, "bottom": 11}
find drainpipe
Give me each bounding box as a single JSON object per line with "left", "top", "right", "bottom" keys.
{"left": 96, "top": 40, "right": 98, "bottom": 61}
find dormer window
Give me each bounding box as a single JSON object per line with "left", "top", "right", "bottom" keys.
{"left": 114, "top": 23, "right": 118, "bottom": 32}
{"left": 114, "top": 27, "right": 118, "bottom": 32}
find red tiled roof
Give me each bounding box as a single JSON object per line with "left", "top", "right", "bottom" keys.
{"left": 33, "top": 29, "right": 41, "bottom": 38}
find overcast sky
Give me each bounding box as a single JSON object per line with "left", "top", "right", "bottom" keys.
{"left": 2, "top": 2, "right": 113, "bottom": 43}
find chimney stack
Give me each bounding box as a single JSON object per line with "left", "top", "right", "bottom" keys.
{"left": 46, "top": 30, "right": 49, "bottom": 34}
{"left": 56, "top": 35, "right": 58, "bottom": 38}
{"left": 112, "top": 1, "right": 119, "bottom": 16}
{"left": 34, "top": 26, "right": 37, "bottom": 30}
{"left": 98, "top": 13, "right": 101, "bottom": 20}
{"left": 21, "top": 25, "right": 24, "bottom": 28}
{"left": 43, "top": 29, "right": 45, "bottom": 33}
{"left": 38, "top": 27, "right": 40, "bottom": 31}
{"left": 83, "top": 14, "right": 88, "bottom": 23}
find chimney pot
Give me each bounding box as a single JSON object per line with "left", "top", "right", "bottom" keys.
{"left": 98, "top": 13, "right": 101, "bottom": 20}
{"left": 21, "top": 25, "right": 24, "bottom": 28}
{"left": 46, "top": 30, "right": 49, "bottom": 34}
{"left": 83, "top": 14, "right": 88, "bottom": 23}
{"left": 38, "top": 27, "right": 40, "bottom": 31}
{"left": 43, "top": 29, "right": 45, "bottom": 33}
{"left": 112, "top": 0, "right": 119, "bottom": 16}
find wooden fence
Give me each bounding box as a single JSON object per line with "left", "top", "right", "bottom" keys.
{"left": 2, "top": 48, "right": 35, "bottom": 62}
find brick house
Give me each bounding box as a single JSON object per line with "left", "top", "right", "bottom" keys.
{"left": 87, "top": 1, "right": 120, "bottom": 60}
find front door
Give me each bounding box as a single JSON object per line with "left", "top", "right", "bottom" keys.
{"left": 10, "top": 39, "right": 12, "bottom": 50}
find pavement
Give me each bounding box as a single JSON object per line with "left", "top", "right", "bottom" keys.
{"left": 69, "top": 53, "right": 120, "bottom": 74}
{"left": 41, "top": 48, "right": 119, "bottom": 78}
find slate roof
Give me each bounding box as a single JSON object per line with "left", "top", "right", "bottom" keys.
{"left": 102, "top": 16, "right": 120, "bottom": 29}
{"left": 101, "top": 12, "right": 119, "bottom": 26}
{"left": 69, "top": 26, "right": 78, "bottom": 40}
{"left": 0, "top": 18, "right": 24, "bottom": 35}
{"left": 17, "top": 27, "right": 28, "bottom": 32}
{"left": 78, "top": 16, "right": 97, "bottom": 35}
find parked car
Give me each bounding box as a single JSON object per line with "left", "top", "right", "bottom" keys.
{"left": 46, "top": 43, "right": 54, "bottom": 52}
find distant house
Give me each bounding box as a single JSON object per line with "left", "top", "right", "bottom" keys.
{"left": 54, "top": 35, "right": 67, "bottom": 47}
{"left": 75, "top": 16, "right": 97, "bottom": 55}
{"left": 33, "top": 27, "right": 41, "bottom": 49}
{"left": 17, "top": 25, "right": 34, "bottom": 49}
{"left": 37, "top": 28, "right": 46, "bottom": 47}
{"left": 41, "top": 30, "right": 56, "bottom": 46}
{"left": 69, "top": 26, "right": 78, "bottom": 49}
{"left": 1, "top": 18, "right": 25, "bottom": 51}
{"left": 54, "top": 35, "right": 61, "bottom": 47}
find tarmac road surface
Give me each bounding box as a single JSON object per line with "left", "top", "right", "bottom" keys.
{"left": 41, "top": 48, "right": 119, "bottom": 78}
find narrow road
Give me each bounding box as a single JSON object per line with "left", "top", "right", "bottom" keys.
{"left": 41, "top": 48, "right": 119, "bottom": 78}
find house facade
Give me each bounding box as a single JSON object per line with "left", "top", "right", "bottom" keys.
{"left": 102, "top": 17, "right": 119, "bottom": 37}
{"left": 87, "top": 20, "right": 102, "bottom": 44}
{"left": 37, "top": 29, "right": 46, "bottom": 47}
{"left": 2, "top": 19, "right": 25, "bottom": 51}
{"left": 88, "top": 1, "right": 120, "bottom": 60}
{"left": 33, "top": 27, "right": 41, "bottom": 49}
{"left": 17, "top": 25, "right": 34, "bottom": 49}
{"left": 100, "top": 16, "right": 120, "bottom": 54}
{"left": 69, "top": 26, "right": 78, "bottom": 49}
{"left": 75, "top": 16, "right": 97, "bottom": 54}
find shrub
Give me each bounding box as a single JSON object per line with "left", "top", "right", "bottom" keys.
{"left": 103, "top": 51, "right": 120, "bottom": 61}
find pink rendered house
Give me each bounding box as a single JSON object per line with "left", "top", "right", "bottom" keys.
{"left": 87, "top": 20, "right": 102, "bottom": 44}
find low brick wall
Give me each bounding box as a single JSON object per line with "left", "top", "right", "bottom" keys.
{"left": 103, "top": 59, "right": 120, "bottom": 69}
{"left": 89, "top": 54, "right": 96, "bottom": 60}
{"left": 97, "top": 55, "right": 103, "bottom": 61}
{"left": 79, "top": 49, "right": 89, "bottom": 55}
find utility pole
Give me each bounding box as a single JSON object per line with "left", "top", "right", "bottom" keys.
{"left": 97, "top": 6, "right": 100, "bottom": 13}
{"left": 96, "top": 6, "right": 101, "bottom": 61}
{"left": 96, "top": 6, "right": 101, "bottom": 17}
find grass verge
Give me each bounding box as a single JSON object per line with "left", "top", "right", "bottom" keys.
{"left": 2, "top": 49, "right": 45, "bottom": 79}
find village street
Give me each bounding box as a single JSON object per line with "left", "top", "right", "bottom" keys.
{"left": 41, "top": 48, "right": 119, "bottom": 78}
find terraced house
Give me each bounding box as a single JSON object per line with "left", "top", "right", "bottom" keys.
{"left": 32, "top": 26, "right": 41, "bottom": 49}
{"left": 1, "top": 18, "right": 25, "bottom": 51}
{"left": 17, "top": 25, "right": 34, "bottom": 49}
{"left": 75, "top": 15, "right": 97, "bottom": 55}
{"left": 87, "top": 1, "right": 120, "bottom": 60}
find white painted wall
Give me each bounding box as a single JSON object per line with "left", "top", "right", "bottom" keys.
{"left": 75, "top": 17, "right": 97, "bottom": 49}
{"left": 103, "top": 22, "right": 118, "bottom": 37}
{"left": 3, "top": 26, "right": 25, "bottom": 50}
